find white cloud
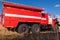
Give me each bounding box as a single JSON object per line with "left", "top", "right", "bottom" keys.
{"left": 54, "top": 4, "right": 60, "bottom": 7}
{"left": 55, "top": 15, "right": 60, "bottom": 20}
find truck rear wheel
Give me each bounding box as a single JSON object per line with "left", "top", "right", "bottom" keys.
{"left": 31, "top": 24, "right": 40, "bottom": 34}
{"left": 17, "top": 24, "right": 29, "bottom": 34}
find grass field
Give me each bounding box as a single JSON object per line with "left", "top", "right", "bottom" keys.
{"left": 0, "top": 25, "right": 60, "bottom": 40}
{"left": 0, "top": 25, "right": 25, "bottom": 40}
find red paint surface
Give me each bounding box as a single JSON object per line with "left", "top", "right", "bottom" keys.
{"left": 3, "top": 2, "right": 54, "bottom": 28}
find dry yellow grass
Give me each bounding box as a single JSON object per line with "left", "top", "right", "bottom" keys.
{"left": 0, "top": 24, "right": 60, "bottom": 40}
{"left": 58, "top": 26, "right": 60, "bottom": 32}
{"left": 0, "top": 25, "right": 25, "bottom": 39}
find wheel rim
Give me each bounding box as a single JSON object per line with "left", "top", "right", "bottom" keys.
{"left": 21, "top": 26, "right": 27, "bottom": 32}
{"left": 32, "top": 24, "right": 40, "bottom": 34}
{"left": 18, "top": 24, "right": 29, "bottom": 33}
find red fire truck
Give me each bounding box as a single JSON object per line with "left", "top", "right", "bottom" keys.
{"left": 3, "top": 2, "right": 57, "bottom": 34}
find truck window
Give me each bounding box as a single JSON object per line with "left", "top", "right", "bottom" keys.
{"left": 42, "top": 13, "right": 45, "bottom": 17}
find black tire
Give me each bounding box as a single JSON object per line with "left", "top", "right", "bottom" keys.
{"left": 31, "top": 24, "right": 40, "bottom": 34}
{"left": 17, "top": 24, "right": 29, "bottom": 33}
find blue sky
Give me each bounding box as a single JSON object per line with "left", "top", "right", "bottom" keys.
{"left": 0, "top": 0, "right": 60, "bottom": 16}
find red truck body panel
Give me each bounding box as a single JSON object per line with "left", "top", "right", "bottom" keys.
{"left": 52, "top": 19, "right": 55, "bottom": 27}
{"left": 3, "top": 2, "right": 53, "bottom": 28}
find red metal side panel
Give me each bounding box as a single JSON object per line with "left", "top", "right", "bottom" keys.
{"left": 4, "top": 7, "right": 41, "bottom": 17}
{"left": 3, "top": 2, "right": 44, "bottom": 11}
{"left": 40, "top": 13, "right": 48, "bottom": 25}
{"left": 4, "top": 6, "right": 42, "bottom": 28}
{"left": 52, "top": 19, "right": 55, "bottom": 27}
{"left": 4, "top": 16, "right": 18, "bottom": 28}
{"left": 3, "top": 2, "right": 48, "bottom": 28}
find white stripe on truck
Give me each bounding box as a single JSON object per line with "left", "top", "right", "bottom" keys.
{"left": 5, "top": 13, "right": 46, "bottom": 20}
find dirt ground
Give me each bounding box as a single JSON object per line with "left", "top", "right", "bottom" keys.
{"left": 0, "top": 25, "right": 60, "bottom": 40}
